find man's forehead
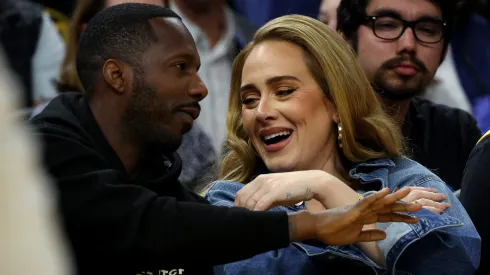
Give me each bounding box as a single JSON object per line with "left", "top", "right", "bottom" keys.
{"left": 148, "top": 17, "right": 189, "bottom": 38}
{"left": 144, "top": 17, "right": 199, "bottom": 63}
{"left": 366, "top": 0, "right": 442, "bottom": 19}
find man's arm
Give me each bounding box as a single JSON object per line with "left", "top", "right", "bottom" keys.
{"left": 36, "top": 125, "right": 290, "bottom": 269}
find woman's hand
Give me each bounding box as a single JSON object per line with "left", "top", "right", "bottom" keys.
{"left": 289, "top": 187, "right": 422, "bottom": 245}
{"left": 400, "top": 186, "right": 451, "bottom": 214}
{"left": 234, "top": 170, "right": 328, "bottom": 211}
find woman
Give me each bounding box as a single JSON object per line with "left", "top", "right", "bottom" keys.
{"left": 206, "top": 15, "right": 480, "bottom": 274}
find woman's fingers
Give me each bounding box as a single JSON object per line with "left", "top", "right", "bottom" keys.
{"left": 403, "top": 190, "right": 447, "bottom": 203}
{"left": 415, "top": 198, "right": 450, "bottom": 214}
{"left": 423, "top": 206, "right": 444, "bottom": 214}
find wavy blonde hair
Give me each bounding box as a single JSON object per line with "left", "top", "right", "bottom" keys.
{"left": 220, "top": 15, "right": 403, "bottom": 183}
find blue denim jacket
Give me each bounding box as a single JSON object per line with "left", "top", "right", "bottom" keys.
{"left": 206, "top": 157, "right": 481, "bottom": 275}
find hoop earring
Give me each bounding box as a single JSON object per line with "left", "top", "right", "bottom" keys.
{"left": 337, "top": 122, "right": 343, "bottom": 149}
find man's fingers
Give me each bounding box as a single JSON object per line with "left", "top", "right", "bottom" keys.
{"left": 355, "top": 187, "right": 390, "bottom": 212}
{"left": 375, "top": 213, "right": 419, "bottom": 223}
{"left": 378, "top": 200, "right": 423, "bottom": 213}
{"left": 356, "top": 229, "right": 387, "bottom": 242}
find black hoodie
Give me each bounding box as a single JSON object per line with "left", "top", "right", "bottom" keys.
{"left": 30, "top": 93, "right": 289, "bottom": 275}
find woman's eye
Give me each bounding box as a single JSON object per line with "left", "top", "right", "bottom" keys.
{"left": 276, "top": 89, "right": 295, "bottom": 96}
{"left": 242, "top": 98, "right": 258, "bottom": 105}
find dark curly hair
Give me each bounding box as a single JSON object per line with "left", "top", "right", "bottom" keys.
{"left": 337, "top": 0, "right": 457, "bottom": 59}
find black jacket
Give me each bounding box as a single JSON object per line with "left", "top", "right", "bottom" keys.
{"left": 403, "top": 98, "right": 481, "bottom": 190}
{"left": 30, "top": 93, "right": 289, "bottom": 275}
{"left": 460, "top": 131, "right": 490, "bottom": 275}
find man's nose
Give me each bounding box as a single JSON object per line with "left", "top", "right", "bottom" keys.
{"left": 189, "top": 75, "right": 208, "bottom": 101}
{"left": 396, "top": 27, "right": 417, "bottom": 55}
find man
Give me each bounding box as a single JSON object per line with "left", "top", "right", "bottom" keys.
{"left": 30, "top": 4, "right": 419, "bottom": 275}
{"left": 461, "top": 130, "right": 490, "bottom": 274}
{"left": 337, "top": 0, "right": 482, "bottom": 190}
{"left": 166, "top": 0, "right": 256, "bottom": 155}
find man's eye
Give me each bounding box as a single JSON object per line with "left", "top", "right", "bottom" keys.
{"left": 175, "top": 63, "right": 187, "bottom": 71}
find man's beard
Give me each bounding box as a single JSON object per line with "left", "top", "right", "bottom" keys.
{"left": 372, "top": 56, "right": 429, "bottom": 101}
{"left": 121, "top": 80, "right": 182, "bottom": 155}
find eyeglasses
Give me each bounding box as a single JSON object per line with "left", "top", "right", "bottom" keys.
{"left": 364, "top": 16, "right": 447, "bottom": 44}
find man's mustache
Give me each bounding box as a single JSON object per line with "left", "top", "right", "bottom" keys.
{"left": 381, "top": 56, "right": 427, "bottom": 72}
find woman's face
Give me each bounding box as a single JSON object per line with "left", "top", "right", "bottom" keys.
{"left": 240, "top": 40, "right": 339, "bottom": 172}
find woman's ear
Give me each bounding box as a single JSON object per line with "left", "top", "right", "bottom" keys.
{"left": 333, "top": 113, "right": 340, "bottom": 124}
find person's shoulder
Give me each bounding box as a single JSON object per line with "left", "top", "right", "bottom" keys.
{"left": 389, "top": 157, "right": 446, "bottom": 187}
{"left": 413, "top": 97, "right": 477, "bottom": 127}
{"left": 204, "top": 180, "right": 245, "bottom": 207}
{"left": 30, "top": 93, "right": 87, "bottom": 134}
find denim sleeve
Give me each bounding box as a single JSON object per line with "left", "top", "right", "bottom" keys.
{"left": 206, "top": 181, "right": 318, "bottom": 275}
{"left": 377, "top": 179, "right": 481, "bottom": 274}
{"left": 205, "top": 181, "right": 243, "bottom": 207}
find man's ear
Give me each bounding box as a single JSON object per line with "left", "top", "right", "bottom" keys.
{"left": 102, "top": 59, "right": 126, "bottom": 94}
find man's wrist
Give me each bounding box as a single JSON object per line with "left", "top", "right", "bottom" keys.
{"left": 287, "top": 210, "right": 316, "bottom": 242}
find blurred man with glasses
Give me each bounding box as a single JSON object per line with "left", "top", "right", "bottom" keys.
{"left": 337, "top": 0, "right": 482, "bottom": 191}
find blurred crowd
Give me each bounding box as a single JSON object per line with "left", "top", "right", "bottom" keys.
{"left": 1, "top": 0, "right": 489, "bottom": 274}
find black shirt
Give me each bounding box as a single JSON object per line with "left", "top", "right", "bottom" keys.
{"left": 402, "top": 98, "right": 481, "bottom": 190}
{"left": 30, "top": 93, "right": 289, "bottom": 275}
{"left": 460, "top": 131, "right": 490, "bottom": 275}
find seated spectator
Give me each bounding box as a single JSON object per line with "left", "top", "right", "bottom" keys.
{"left": 0, "top": 0, "right": 65, "bottom": 112}
{"left": 30, "top": 4, "right": 421, "bottom": 274}
{"left": 336, "top": 0, "right": 482, "bottom": 191}
{"left": 461, "top": 130, "right": 490, "bottom": 274}
{"left": 206, "top": 14, "right": 480, "bottom": 274}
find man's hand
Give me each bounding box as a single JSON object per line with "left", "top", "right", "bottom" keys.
{"left": 288, "top": 187, "right": 422, "bottom": 245}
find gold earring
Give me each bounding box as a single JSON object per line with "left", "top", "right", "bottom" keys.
{"left": 337, "top": 122, "right": 343, "bottom": 149}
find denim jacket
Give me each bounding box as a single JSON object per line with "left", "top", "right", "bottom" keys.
{"left": 206, "top": 157, "right": 481, "bottom": 275}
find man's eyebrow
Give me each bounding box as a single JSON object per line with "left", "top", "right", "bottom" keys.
{"left": 370, "top": 9, "right": 443, "bottom": 22}
{"left": 239, "top": 75, "right": 302, "bottom": 93}
{"left": 370, "top": 9, "right": 402, "bottom": 19}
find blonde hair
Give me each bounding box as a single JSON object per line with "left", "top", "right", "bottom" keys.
{"left": 220, "top": 15, "right": 403, "bottom": 183}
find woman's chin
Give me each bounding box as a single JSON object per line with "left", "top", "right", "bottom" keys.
{"left": 265, "top": 161, "right": 297, "bottom": 173}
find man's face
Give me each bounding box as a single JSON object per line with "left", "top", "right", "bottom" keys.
{"left": 356, "top": 0, "right": 445, "bottom": 100}
{"left": 122, "top": 18, "right": 207, "bottom": 153}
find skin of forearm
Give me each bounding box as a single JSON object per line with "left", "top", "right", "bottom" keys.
{"left": 313, "top": 176, "right": 386, "bottom": 266}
